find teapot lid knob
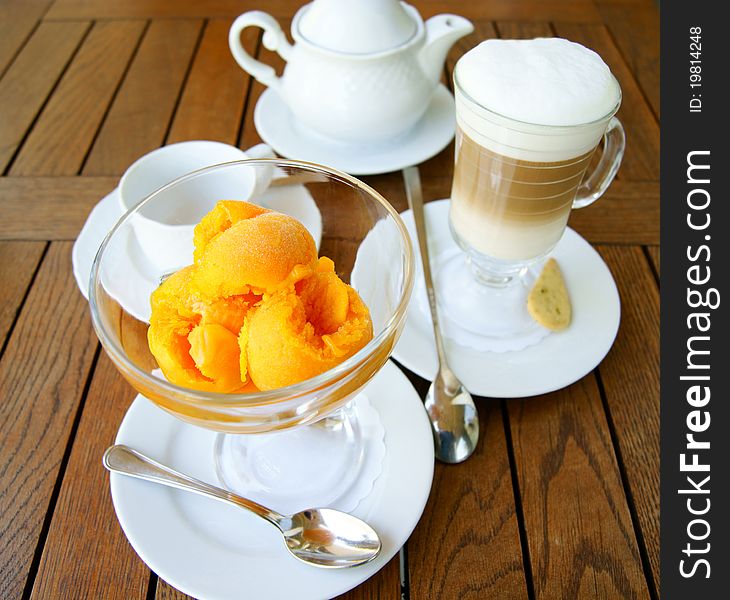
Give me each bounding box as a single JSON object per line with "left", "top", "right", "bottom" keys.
{"left": 296, "top": 0, "right": 419, "bottom": 54}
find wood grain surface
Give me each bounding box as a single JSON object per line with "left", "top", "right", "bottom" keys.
{"left": 647, "top": 246, "right": 660, "bottom": 279}
{"left": 597, "top": 246, "right": 660, "bottom": 595}
{"left": 29, "top": 354, "right": 149, "bottom": 600}
{"left": 507, "top": 377, "right": 650, "bottom": 599}
{"left": 0, "top": 176, "right": 117, "bottom": 240}
{"left": 9, "top": 21, "right": 147, "bottom": 176}
{"left": 83, "top": 19, "right": 203, "bottom": 175}
{"left": 167, "top": 19, "right": 254, "bottom": 146}
{"left": 408, "top": 402, "right": 529, "bottom": 600}
{"left": 0, "top": 20, "right": 89, "bottom": 172}
{"left": 0, "top": 0, "right": 54, "bottom": 76}
{"left": 0, "top": 243, "right": 98, "bottom": 599}
{"left": 0, "top": 1, "right": 660, "bottom": 598}
{"left": 0, "top": 241, "right": 46, "bottom": 347}
{"left": 44, "top": 0, "right": 604, "bottom": 23}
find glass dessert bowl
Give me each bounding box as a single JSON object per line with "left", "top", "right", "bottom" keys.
{"left": 89, "top": 159, "right": 414, "bottom": 507}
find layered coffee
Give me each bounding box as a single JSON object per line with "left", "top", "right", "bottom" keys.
{"left": 450, "top": 38, "right": 621, "bottom": 263}
{"left": 451, "top": 129, "right": 595, "bottom": 260}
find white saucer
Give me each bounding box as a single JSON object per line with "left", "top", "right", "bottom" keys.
{"left": 109, "top": 360, "right": 434, "bottom": 600}
{"left": 392, "top": 200, "right": 621, "bottom": 398}
{"left": 254, "top": 85, "right": 456, "bottom": 175}
{"left": 72, "top": 182, "right": 324, "bottom": 323}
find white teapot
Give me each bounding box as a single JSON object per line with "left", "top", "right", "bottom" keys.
{"left": 229, "top": 0, "right": 473, "bottom": 144}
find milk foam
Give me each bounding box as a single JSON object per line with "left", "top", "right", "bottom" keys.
{"left": 457, "top": 38, "right": 620, "bottom": 127}
{"left": 454, "top": 38, "right": 621, "bottom": 162}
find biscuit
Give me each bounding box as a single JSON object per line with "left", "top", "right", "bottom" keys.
{"left": 527, "top": 258, "right": 571, "bottom": 331}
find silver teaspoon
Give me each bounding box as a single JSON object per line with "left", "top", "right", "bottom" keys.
{"left": 103, "top": 445, "right": 381, "bottom": 568}
{"left": 402, "top": 166, "right": 479, "bottom": 464}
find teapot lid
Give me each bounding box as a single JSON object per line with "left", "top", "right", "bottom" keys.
{"left": 295, "top": 0, "right": 419, "bottom": 54}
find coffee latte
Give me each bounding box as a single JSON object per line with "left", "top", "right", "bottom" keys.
{"left": 451, "top": 129, "right": 595, "bottom": 260}
{"left": 450, "top": 38, "right": 621, "bottom": 263}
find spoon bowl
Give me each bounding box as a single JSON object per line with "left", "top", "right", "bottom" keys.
{"left": 284, "top": 508, "right": 382, "bottom": 568}
{"left": 424, "top": 369, "right": 479, "bottom": 464}
{"left": 103, "top": 445, "right": 381, "bottom": 568}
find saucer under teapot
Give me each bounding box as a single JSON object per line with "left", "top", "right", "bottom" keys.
{"left": 229, "top": 0, "right": 472, "bottom": 144}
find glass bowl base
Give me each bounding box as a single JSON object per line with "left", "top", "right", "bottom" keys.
{"left": 213, "top": 395, "right": 386, "bottom": 514}
{"left": 422, "top": 249, "right": 551, "bottom": 353}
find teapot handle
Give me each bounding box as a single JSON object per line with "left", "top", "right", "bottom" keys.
{"left": 229, "top": 11, "right": 292, "bottom": 95}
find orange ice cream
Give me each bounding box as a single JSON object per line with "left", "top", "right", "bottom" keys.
{"left": 147, "top": 201, "right": 373, "bottom": 393}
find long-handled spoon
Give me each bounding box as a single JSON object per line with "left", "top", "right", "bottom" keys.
{"left": 103, "top": 444, "right": 381, "bottom": 568}
{"left": 402, "top": 166, "right": 479, "bottom": 463}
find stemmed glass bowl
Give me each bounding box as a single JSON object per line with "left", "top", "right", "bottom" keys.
{"left": 89, "top": 159, "right": 414, "bottom": 506}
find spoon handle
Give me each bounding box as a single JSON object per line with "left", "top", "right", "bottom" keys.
{"left": 402, "top": 166, "right": 448, "bottom": 368}
{"left": 103, "top": 445, "right": 285, "bottom": 526}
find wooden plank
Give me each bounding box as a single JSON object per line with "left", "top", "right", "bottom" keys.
{"left": 29, "top": 354, "right": 149, "bottom": 600}
{"left": 553, "top": 23, "right": 659, "bottom": 181}
{"left": 167, "top": 19, "right": 251, "bottom": 146}
{"left": 496, "top": 19, "right": 552, "bottom": 38}
{"left": 0, "top": 0, "right": 53, "bottom": 76}
{"left": 45, "top": 0, "right": 602, "bottom": 23}
{"left": 362, "top": 172, "right": 407, "bottom": 214}
{"left": 647, "top": 246, "right": 659, "bottom": 278}
{"left": 594, "top": 1, "right": 659, "bottom": 117}
{"left": 155, "top": 580, "right": 190, "bottom": 599}
{"left": 83, "top": 19, "right": 203, "bottom": 176}
{"left": 46, "top": 0, "right": 297, "bottom": 19}
{"left": 0, "top": 176, "right": 117, "bottom": 240}
{"left": 9, "top": 20, "right": 146, "bottom": 176}
{"left": 0, "top": 20, "right": 90, "bottom": 172}
{"left": 507, "top": 377, "right": 650, "bottom": 599}
{"left": 597, "top": 246, "right": 659, "bottom": 594}
{"left": 567, "top": 180, "right": 658, "bottom": 245}
{"left": 408, "top": 402, "right": 529, "bottom": 600}
{"left": 0, "top": 175, "right": 655, "bottom": 245}
{"left": 0, "top": 241, "right": 46, "bottom": 346}
{"left": 420, "top": 0, "right": 601, "bottom": 22}
{"left": 0, "top": 242, "right": 98, "bottom": 599}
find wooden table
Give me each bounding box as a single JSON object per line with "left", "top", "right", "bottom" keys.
{"left": 0, "top": 0, "right": 659, "bottom": 598}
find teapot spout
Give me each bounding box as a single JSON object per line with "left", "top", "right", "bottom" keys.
{"left": 419, "top": 14, "right": 473, "bottom": 83}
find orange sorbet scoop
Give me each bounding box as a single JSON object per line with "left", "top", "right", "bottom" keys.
{"left": 241, "top": 257, "right": 373, "bottom": 391}
{"left": 147, "top": 200, "right": 373, "bottom": 393}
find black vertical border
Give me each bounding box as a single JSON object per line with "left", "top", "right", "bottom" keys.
{"left": 661, "top": 2, "right": 728, "bottom": 598}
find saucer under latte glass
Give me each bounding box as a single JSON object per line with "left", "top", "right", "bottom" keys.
{"left": 436, "top": 49, "right": 625, "bottom": 352}
{"left": 89, "top": 159, "right": 413, "bottom": 508}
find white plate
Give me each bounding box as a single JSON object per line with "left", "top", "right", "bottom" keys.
{"left": 72, "top": 183, "right": 323, "bottom": 323}
{"left": 254, "top": 85, "right": 456, "bottom": 176}
{"left": 110, "top": 360, "right": 434, "bottom": 600}
{"left": 392, "top": 199, "right": 621, "bottom": 398}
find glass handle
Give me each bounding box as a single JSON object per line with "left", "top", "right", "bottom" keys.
{"left": 572, "top": 117, "right": 626, "bottom": 209}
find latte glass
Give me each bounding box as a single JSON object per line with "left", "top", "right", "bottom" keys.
{"left": 436, "top": 64, "right": 624, "bottom": 349}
